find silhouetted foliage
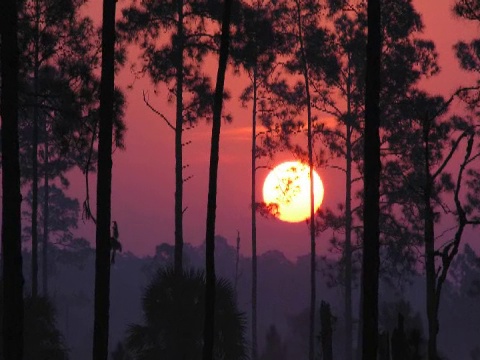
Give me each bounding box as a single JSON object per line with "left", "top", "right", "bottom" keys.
{"left": 23, "top": 296, "right": 69, "bottom": 360}
{"left": 126, "top": 267, "right": 247, "bottom": 360}
{"left": 0, "top": 291, "right": 68, "bottom": 359}
{"left": 1, "top": 0, "right": 24, "bottom": 356}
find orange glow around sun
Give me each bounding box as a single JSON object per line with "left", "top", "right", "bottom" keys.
{"left": 262, "top": 161, "right": 324, "bottom": 223}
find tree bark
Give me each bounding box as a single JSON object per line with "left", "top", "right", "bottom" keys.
{"left": 251, "top": 65, "right": 258, "bottom": 360}
{"left": 362, "top": 0, "right": 381, "bottom": 358}
{"left": 1, "top": 0, "right": 25, "bottom": 357}
{"left": 92, "top": 0, "right": 116, "bottom": 358}
{"left": 43, "top": 123, "right": 50, "bottom": 296}
{"left": 174, "top": 0, "right": 185, "bottom": 275}
{"left": 320, "top": 301, "right": 333, "bottom": 360}
{"left": 345, "top": 99, "right": 353, "bottom": 360}
{"left": 307, "top": 70, "right": 316, "bottom": 360}
{"left": 202, "top": 0, "right": 232, "bottom": 358}
{"left": 423, "top": 116, "right": 438, "bottom": 360}
{"left": 31, "top": 0, "right": 41, "bottom": 298}
{"left": 293, "top": 1, "right": 316, "bottom": 358}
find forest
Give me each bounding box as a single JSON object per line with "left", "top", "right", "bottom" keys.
{"left": 0, "top": 0, "right": 479, "bottom": 359}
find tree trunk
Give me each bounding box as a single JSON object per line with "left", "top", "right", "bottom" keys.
{"left": 423, "top": 117, "right": 438, "bottom": 360}
{"left": 320, "top": 301, "right": 333, "bottom": 360}
{"left": 345, "top": 120, "right": 353, "bottom": 360}
{"left": 362, "top": 0, "right": 381, "bottom": 359}
{"left": 174, "top": 0, "right": 185, "bottom": 275}
{"left": 31, "top": 0, "right": 41, "bottom": 298}
{"left": 356, "top": 264, "right": 363, "bottom": 360}
{"left": 1, "top": 0, "right": 25, "bottom": 357}
{"left": 202, "top": 0, "right": 232, "bottom": 358}
{"left": 293, "top": 1, "right": 316, "bottom": 358}
{"left": 92, "top": 0, "right": 116, "bottom": 358}
{"left": 251, "top": 65, "right": 258, "bottom": 360}
{"left": 43, "top": 123, "right": 50, "bottom": 296}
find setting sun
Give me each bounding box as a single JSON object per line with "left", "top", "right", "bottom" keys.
{"left": 262, "top": 161, "right": 324, "bottom": 223}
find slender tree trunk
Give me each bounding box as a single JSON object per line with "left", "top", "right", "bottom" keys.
{"left": 174, "top": 0, "right": 185, "bottom": 275}
{"left": 251, "top": 65, "right": 258, "bottom": 360}
{"left": 92, "top": 0, "right": 116, "bottom": 358}
{"left": 423, "top": 117, "right": 438, "bottom": 360}
{"left": 356, "top": 265, "right": 363, "bottom": 360}
{"left": 202, "top": 0, "right": 232, "bottom": 358}
{"left": 42, "top": 127, "right": 49, "bottom": 296}
{"left": 320, "top": 301, "right": 333, "bottom": 360}
{"left": 362, "top": 0, "right": 381, "bottom": 358}
{"left": 345, "top": 63, "right": 354, "bottom": 359}
{"left": 31, "top": 0, "right": 41, "bottom": 298}
{"left": 1, "top": 0, "right": 24, "bottom": 357}
{"left": 345, "top": 122, "right": 353, "bottom": 360}
{"left": 293, "top": 1, "right": 316, "bottom": 358}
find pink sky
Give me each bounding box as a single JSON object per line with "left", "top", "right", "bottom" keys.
{"left": 70, "top": 0, "right": 479, "bottom": 260}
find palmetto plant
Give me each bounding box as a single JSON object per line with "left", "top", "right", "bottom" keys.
{"left": 126, "top": 267, "right": 247, "bottom": 360}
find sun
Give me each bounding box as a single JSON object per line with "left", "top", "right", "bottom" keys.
{"left": 262, "top": 161, "right": 324, "bottom": 223}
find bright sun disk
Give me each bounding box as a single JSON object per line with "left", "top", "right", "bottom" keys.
{"left": 262, "top": 161, "right": 324, "bottom": 223}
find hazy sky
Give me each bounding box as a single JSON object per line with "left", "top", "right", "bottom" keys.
{"left": 70, "top": 0, "right": 479, "bottom": 260}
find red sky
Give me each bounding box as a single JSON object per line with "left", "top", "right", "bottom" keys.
{"left": 71, "top": 0, "right": 479, "bottom": 260}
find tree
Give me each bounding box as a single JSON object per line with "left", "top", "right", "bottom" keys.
{"left": 362, "top": 1, "right": 381, "bottom": 360}
{"left": 92, "top": 0, "right": 117, "bottom": 358}
{"left": 23, "top": 296, "right": 69, "bottom": 360}
{"left": 272, "top": 0, "right": 339, "bottom": 357}
{"left": 203, "top": 0, "right": 233, "bottom": 358}
{"left": 126, "top": 268, "right": 247, "bottom": 360}
{"left": 1, "top": 0, "right": 24, "bottom": 357}
{"left": 230, "top": 4, "right": 277, "bottom": 358}
{"left": 315, "top": 2, "right": 442, "bottom": 357}
{"left": 15, "top": 0, "right": 101, "bottom": 297}
{"left": 319, "top": 301, "right": 334, "bottom": 360}
{"left": 0, "top": 290, "right": 68, "bottom": 359}
{"left": 119, "top": 0, "right": 224, "bottom": 274}
{"left": 382, "top": 88, "right": 480, "bottom": 359}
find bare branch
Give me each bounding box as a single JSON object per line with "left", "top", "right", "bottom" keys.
{"left": 143, "top": 90, "right": 176, "bottom": 131}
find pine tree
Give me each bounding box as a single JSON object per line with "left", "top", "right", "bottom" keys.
{"left": 203, "top": 0, "right": 233, "bottom": 358}
{"left": 92, "top": 0, "right": 117, "bottom": 358}
{"left": 1, "top": 0, "right": 24, "bottom": 357}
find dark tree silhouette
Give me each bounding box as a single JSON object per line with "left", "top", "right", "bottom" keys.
{"left": 119, "top": 0, "right": 223, "bottom": 274}
{"left": 12, "top": 0, "right": 118, "bottom": 298}
{"left": 382, "top": 91, "right": 480, "bottom": 359}
{"left": 203, "top": 0, "right": 233, "bottom": 358}
{"left": 314, "top": 2, "right": 443, "bottom": 355}
{"left": 92, "top": 0, "right": 117, "bottom": 358}
{"left": 230, "top": 4, "right": 277, "bottom": 358}
{"left": 391, "top": 314, "right": 407, "bottom": 360}
{"left": 274, "top": 0, "right": 338, "bottom": 356}
{"left": 0, "top": 291, "right": 68, "bottom": 359}
{"left": 23, "top": 296, "right": 69, "bottom": 360}
{"left": 31, "top": 0, "right": 40, "bottom": 298}
{"left": 320, "top": 301, "right": 333, "bottom": 360}
{"left": 126, "top": 268, "right": 247, "bottom": 360}
{"left": 1, "top": 0, "right": 24, "bottom": 357}
{"left": 362, "top": 0, "right": 381, "bottom": 360}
